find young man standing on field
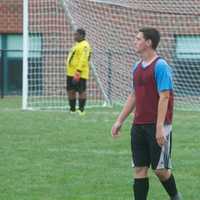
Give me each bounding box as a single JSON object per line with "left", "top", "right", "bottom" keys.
{"left": 66, "top": 28, "right": 92, "bottom": 115}
{"left": 111, "top": 27, "right": 182, "bottom": 200}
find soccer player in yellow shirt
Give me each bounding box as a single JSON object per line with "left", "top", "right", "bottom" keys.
{"left": 66, "top": 28, "right": 92, "bottom": 115}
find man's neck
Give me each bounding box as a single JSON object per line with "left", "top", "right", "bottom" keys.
{"left": 77, "top": 38, "right": 85, "bottom": 43}
{"left": 141, "top": 50, "right": 157, "bottom": 63}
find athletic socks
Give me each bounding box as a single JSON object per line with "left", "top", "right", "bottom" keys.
{"left": 133, "top": 177, "right": 149, "bottom": 200}
{"left": 161, "top": 174, "right": 178, "bottom": 198}
{"left": 69, "top": 99, "right": 76, "bottom": 111}
{"left": 69, "top": 98, "right": 86, "bottom": 113}
{"left": 133, "top": 174, "right": 179, "bottom": 200}
{"left": 79, "top": 98, "right": 86, "bottom": 112}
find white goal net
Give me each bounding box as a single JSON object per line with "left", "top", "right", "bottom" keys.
{"left": 23, "top": 0, "right": 200, "bottom": 111}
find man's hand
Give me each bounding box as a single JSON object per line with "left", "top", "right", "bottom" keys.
{"left": 72, "top": 71, "right": 81, "bottom": 83}
{"left": 156, "top": 125, "right": 166, "bottom": 146}
{"left": 111, "top": 121, "right": 122, "bottom": 138}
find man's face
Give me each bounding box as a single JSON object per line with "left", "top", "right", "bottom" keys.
{"left": 134, "top": 32, "right": 149, "bottom": 54}
{"left": 74, "top": 32, "right": 82, "bottom": 42}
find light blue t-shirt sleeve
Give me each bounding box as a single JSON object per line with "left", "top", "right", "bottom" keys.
{"left": 155, "top": 58, "right": 173, "bottom": 92}
{"left": 132, "top": 61, "right": 139, "bottom": 74}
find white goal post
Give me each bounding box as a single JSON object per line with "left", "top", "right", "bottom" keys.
{"left": 23, "top": 0, "right": 200, "bottom": 111}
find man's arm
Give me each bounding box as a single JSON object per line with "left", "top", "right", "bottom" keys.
{"left": 155, "top": 59, "right": 173, "bottom": 146}
{"left": 111, "top": 92, "right": 135, "bottom": 138}
{"left": 156, "top": 91, "right": 170, "bottom": 146}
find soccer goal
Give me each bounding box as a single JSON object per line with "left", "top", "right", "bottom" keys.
{"left": 23, "top": 0, "right": 200, "bottom": 111}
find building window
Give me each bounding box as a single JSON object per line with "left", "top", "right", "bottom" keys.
{"left": 7, "top": 35, "right": 23, "bottom": 58}
{"left": 0, "top": 35, "right": 2, "bottom": 53}
{"left": 174, "top": 35, "right": 200, "bottom": 96}
{"left": 175, "top": 35, "right": 200, "bottom": 59}
{"left": 0, "top": 34, "right": 42, "bottom": 95}
{"left": 29, "top": 34, "right": 42, "bottom": 58}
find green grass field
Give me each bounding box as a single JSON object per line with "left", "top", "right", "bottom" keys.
{"left": 0, "top": 97, "right": 200, "bottom": 200}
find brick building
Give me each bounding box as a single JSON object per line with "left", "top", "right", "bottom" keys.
{"left": 0, "top": 0, "right": 23, "bottom": 95}
{"left": 1, "top": 0, "right": 200, "bottom": 108}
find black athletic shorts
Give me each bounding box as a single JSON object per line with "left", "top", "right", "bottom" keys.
{"left": 131, "top": 124, "right": 172, "bottom": 170}
{"left": 67, "top": 76, "right": 87, "bottom": 93}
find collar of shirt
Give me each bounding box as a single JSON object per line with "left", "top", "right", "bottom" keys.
{"left": 141, "top": 55, "right": 159, "bottom": 68}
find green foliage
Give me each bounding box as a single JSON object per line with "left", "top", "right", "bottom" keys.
{"left": 0, "top": 97, "right": 199, "bottom": 200}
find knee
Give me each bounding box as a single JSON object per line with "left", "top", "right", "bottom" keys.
{"left": 154, "top": 169, "right": 171, "bottom": 181}
{"left": 68, "top": 90, "right": 76, "bottom": 98}
{"left": 134, "top": 167, "right": 148, "bottom": 178}
{"left": 79, "top": 91, "right": 86, "bottom": 98}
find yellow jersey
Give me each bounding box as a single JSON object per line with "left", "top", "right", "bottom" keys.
{"left": 66, "top": 40, "right": 92, "bottom": 80}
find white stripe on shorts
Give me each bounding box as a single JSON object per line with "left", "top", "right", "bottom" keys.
{"left": 156, "top": 124, "right": 172, "bottom": 169}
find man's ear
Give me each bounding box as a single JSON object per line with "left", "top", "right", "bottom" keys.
{"left": 146, "top": 39, "right": 152, "bottom": 48}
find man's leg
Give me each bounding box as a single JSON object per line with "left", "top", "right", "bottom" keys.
{"left": 155, "top": 169, "right": 181, "bottom": 200}
{"left": 152, "top": 125, "right": 181, "bottom": 200}
{"left": 133, "top": 167, "right": 149, "bottom": 200}
{"left": 67, "top": 90, "right": 76, "bottom": 112}
{"left": 67, "top": 76, "right": 77, "bottom": 112}
{"left": 78, "top": 79, "right": 87, "bottom": 114}
{"left": 131, "top": 125, "right": 150, "bottom": 200}
{"left": 78, "top": 91, "right": 86, "bottom": 112}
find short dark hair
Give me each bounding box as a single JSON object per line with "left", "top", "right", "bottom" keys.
{"left": 76, "top": 28, "right": 86, "bottom": 38}
{"left": 139, "top": 27, "right": 160, "bottom": 50}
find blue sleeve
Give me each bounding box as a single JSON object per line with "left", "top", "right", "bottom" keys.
{"left": 155, "top": 58, "right": 173, "bottom": 92}
{"left": 132, "top": 62, "right": 138, "bottom": 74}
